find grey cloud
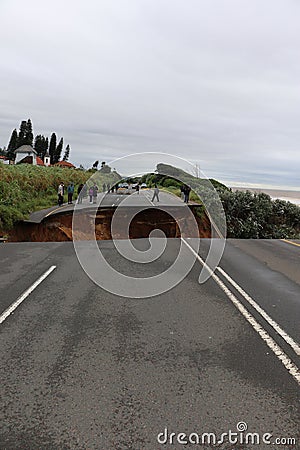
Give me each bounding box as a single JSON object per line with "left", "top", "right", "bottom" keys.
{"left": 0, "top": 0, "right": 299, "bottom": 187}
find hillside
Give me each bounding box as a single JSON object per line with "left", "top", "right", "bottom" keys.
{"left": 156, "top": 163, "right": 230, "bottom": 193}
{"left": 0, "top": 164, "right": 120, "bottom": 232}
{"left": 142, "top": 163, "right": 300, "bottom": 239}
{"left": 1, "top": 162, "right": 299, "bottom": 239}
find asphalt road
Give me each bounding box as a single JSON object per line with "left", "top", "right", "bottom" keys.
{"left": 0, "top": 237, "right": 299, "bottom": 449}
{"left": 26, "top": 189, "right": 189, "bottom": 224}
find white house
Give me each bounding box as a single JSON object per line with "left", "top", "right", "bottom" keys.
{"left": 44, "top": 151, "right": 51, "bottom": 167}
{"left": 14, "top": 145, "right": 37, "bottom": 165}
{"left": 0, "top": 156, "right": 9, "bottom": 164}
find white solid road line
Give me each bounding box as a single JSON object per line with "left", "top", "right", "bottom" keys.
{"left": 182, "top": 238, "right": 300, "bottom": 386}
{"left": 45, "top": 204, "right": 69, "bottom": 218}
{"left": 140, "top": 193, "right": 300, "bottom": 359}
{"left": 0, "top": 265, "right": 56, "bottom": 325}
{"left": 217, "top": 266, "right": 300, "bottom": 357}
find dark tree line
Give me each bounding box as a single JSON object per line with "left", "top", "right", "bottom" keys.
{"left": 5, "top": 119, "right": 71, "bottom": 164}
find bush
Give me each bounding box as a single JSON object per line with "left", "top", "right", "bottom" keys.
{"left": 162, "top": 178, "right": 181, "bottom": 189}
{"left": 220, "top": 190, "right": 300, "bottom": 238}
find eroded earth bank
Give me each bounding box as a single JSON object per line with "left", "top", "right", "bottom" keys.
{"left": 9, "top": 206, "right": 212, "bottom": 242}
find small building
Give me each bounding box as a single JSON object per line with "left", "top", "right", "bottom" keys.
{"left": 0, "top": 156, "right": 10, "bottom": 165}
{"left": 12, "top": 146, "right": 75, "bottom": 168}
{"left": 15, "top": 145, "right": 38, "bottom": 165}
{"left": 44, "top": 151, "right": 51, "bottom": 167}
{"left": 18, "top": 155, "right": 45, "bottom": 166}
{"left": 54, "top": 160, "right": 76, "bottom": 169}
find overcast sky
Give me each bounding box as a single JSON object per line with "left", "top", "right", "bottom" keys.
{"left": 1, "top": 0, "right": 299, "bottom": 189}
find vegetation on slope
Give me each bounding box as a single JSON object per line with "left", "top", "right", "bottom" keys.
{"left": 142, "top": 163, "right": 300, "bottom": 239}
{"left": 221, "top": 190, "right": 300, "bottom": 238}
{"left": 0, "top": 165, "right": 120, "bottom": 232}
{"left": 141, "top": 163, "right": 229, "bottom": 193}
{"left": 1, "top": 162, "right": 299, "bottom": 239}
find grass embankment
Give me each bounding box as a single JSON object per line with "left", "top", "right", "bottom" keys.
{"left": 0, "top": 165, "right": 88, "bottom": 232}
{"left": 0, "top": 165, "right": 119, "bottom": 233}
{"left": 159, "top": 186, "right": 206, "bottom": 224}
{"left": 160, "top": 186, "right": 203, "bottom": 203}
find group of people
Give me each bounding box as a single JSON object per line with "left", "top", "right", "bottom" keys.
{"left": 58, "top": 182, "right": 100, "bottom": 206}
{"left": 151, "top": 184, "right": 191, "bottom": 203}
{"left": 88, "top": 184, "right": 99, "bottom": 203}
{"left": 57, "top": 182, "right": 76, "bottom": 206}
{"left": 57, "top": 182, "right": 192, "bottom": 206}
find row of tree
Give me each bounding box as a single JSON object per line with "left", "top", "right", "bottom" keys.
{"left": 3, "top": 119, "right": 71, "bottom": 164}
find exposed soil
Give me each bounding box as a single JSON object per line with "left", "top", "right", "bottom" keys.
{"left": 8, "top": 206, "right": 212, "bottom": 242}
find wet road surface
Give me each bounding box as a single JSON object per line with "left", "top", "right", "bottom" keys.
{"left": 0, "top": 239, "right": 299, "bottom": 449}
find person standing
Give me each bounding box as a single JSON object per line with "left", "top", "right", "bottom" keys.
{"left": 77, "top": 183, "right": 84, "bottom": 203}
{"left": 58, "top": 182, "right": 64, "bottom": 206}
{"left": 136, "top": 184, "right": 140, "bottom": 194}
{"left": 89, "top": 186, "right": 94, "bottom": 203}
{"left": 82, "top": 183, "right": 87, "bottom": 199}
{"left": 67, "top": 182, "right": 74, "bottom": 204}
{"left": 102, "top": 183, "right": 106, "bottom": 192}
{"left": 151, "top": 184, "right": 160, "bottom": 202}
{"left": 92, "top": 184, "right": 98, "bottom": 204}
{"left": 180, "top": 184, "right": 185, "bottom": 200}
{"left": 184, "top": 185, "right": 191, "bottom": 203}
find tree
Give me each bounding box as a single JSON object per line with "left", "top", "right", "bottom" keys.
{"left": 34, "top": 134, "right": 49, "bottom": 158}
{"left": 45, "top": 137, "right": 49, "bottom": 155}
{"left": 17, "top": 120, "right": 27, "bottom": 147}
{"left": 92, "top": 160, "right": 99, "bottom": 169}
{"left": 34, "top": 135, "right": 42, "bottom": 157}
{"left": 63, "top": 144, "right": 70, "bottom": 161}
{"left": 17, "top": 119, "right": 33, "bottom": 147}
{"left": 49, "top": 133, "right": 57, "bottom": 164}
{"left": 7, "top": 129, "right": 18, "bottom": 160}
{"left": 25, "top": 119, "right": 33, "bottom": 146}
{"left": 55, "top": 137, "right": 63, "bottom": 163}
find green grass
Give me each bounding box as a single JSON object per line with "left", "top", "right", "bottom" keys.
{"left": 160, "top": 186, "right": 202, "bottom": 204}
{"left": 160, "top": 186, "right": 205, "bottom": 221}
{"left": 0, "top": 164, "right": 120, "bottom": 233}
{"left": 160, "top": 186, "right": 181, "bottom": 198}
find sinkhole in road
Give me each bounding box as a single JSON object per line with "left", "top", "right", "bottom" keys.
{"left": 9, "top": 206, "right": 212, "bottom": 242}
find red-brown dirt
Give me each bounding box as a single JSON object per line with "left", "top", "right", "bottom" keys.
{"left": 9, "top": 206, "right": 212, "bottom": 242}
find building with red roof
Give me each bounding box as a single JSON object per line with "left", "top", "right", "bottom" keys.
{"left": 15, "top": 145, "right": 38, "bottom": 165}
{"left": 54, "top": 161, "right": 76, "bottom": 169}
{"left": 17, "top": 155, "right": 45, "bottom": 166}
{"left": 0, "top": 156, "right": 10, "bottom": 164}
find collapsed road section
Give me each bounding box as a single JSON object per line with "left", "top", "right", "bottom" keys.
{"left": 9, "top": 205, "right": 212, "bottom": 242}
